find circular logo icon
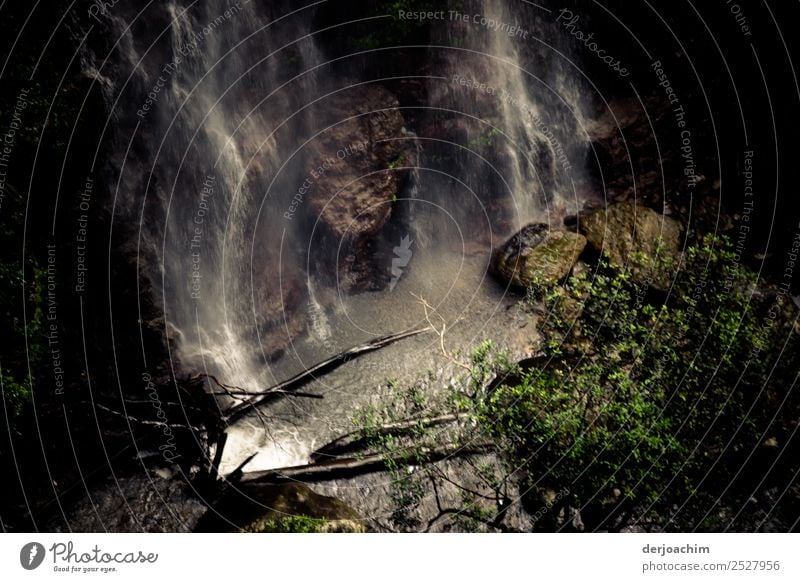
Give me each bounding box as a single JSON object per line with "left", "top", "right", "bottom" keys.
{"left": 19, "top": 542, "right": 46, "bottom": 570}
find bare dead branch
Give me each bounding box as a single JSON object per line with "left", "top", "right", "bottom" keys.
{"left": 238, "top": 443, "right": 494, "bottom": 484}
{"left": 222, "top": 326, "right": 431, "bottom": 424}
{"left": 411, "top": 293, "right": 472, "bottom": 373}
{"left": 95, "top": 403, "right": 204, "bottom": 432}
{"left": 310, "top": 413, "right": 462, "bottom": 462}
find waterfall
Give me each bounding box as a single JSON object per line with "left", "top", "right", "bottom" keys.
{"left": 107, "top": 0, "right": 325, "bottom": 389}
{"left": 426, "top": 0, "right": 590, "bottom": 236}
{"left": 100, "top": 0, "right": 591, "bottom": 418}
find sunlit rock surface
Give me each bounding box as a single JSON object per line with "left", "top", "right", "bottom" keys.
{"left": 579, "top": 202, "right": 682, "bottom": 289}
{"left": 492, "top": 223, "right": 587, "bottom": 287}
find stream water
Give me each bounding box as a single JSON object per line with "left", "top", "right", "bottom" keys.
{"left": 220, "top": 236, "right": 530, "bottom": 473}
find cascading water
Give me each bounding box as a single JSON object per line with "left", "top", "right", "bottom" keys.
{"left": 426, "top": 0, "right": 591, "bottom": 235}
{"left": 109, "top": 0, "right": 326, "bottom": 390}
{"left": 102, "top": 0, "right": 593, "bottom": 472}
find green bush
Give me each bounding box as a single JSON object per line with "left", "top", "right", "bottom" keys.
{"left": 354, "top": 235, "right": 798, "bottom": 531}
{"left": 248, "top": 515, "right": 329, "bottom": 533}
{"left": 468, "top": 235, "right": 797, "bottom": 529}
{"left": 0, "top": 183, "right": 46, "bottom": 425}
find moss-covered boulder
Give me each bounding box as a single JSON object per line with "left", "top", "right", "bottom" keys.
{"left": 579, "top": 202, "right": 682, "bottom": 289}
{"left": 194, "top": 482, "right": 366, "bottom": 533}
{"left": 492, "top": 224, "right": 587, "bottom": 288}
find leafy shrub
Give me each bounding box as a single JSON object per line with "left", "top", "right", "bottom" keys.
{"left": 469, "top": 235, "right": 798, "bottom": 530}
{"left": 249, "top": 515, "right": 329, "bottom": 533}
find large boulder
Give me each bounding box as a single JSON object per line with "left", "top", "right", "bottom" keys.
{"left": 579, "top": 202, "right": 682, "bottom": 288}
{"left": 493, "top": 224, "right": 587, "bottom": 288}
{"left": 305, "top": 85, "right": 417, "bottom": 291}
{"left": 586, "top": 97, "right": 725, "bottom": 240}
{"left": 194, "top": 481, "right": 366, "bottom": 533}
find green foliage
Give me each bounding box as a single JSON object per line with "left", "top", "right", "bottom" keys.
{"left": 357, "top": 234, "right": 797, "bottom": 531}
{"left": 0, "top": 266, "right": 45, "bottom": 422}
{"left": 387, "top": 153, "right": 405, "bottom": 170}
{"left": 0, "top": 270, "right": 45, "bottom": 423}
{"left": 468, "top": 127, "right": 501, "bottom": 149}
{"left": 0, "top": 1, "right": 91, "bottom": 429}
{"left": 0, "top": 183, "right": 46, "bottom": 425}
{"left": 252, "top": 515, "right": 328, "bottom": 533}
{"left": 353, "top": 379, "right": 430, "bottom": 529}
{"left": 466, "top": 234, "right": 797, "bottom": 529}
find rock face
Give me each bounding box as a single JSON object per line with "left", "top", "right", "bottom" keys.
{"left": 254, "top": 269, "right": 309, "bottom": 362}
{"left": 586, "top": 97, "right": 665, "bottom": 205}
{"left": 585, "top": 98, "right": 718, "bottom": 239}
{"left": 579, "top": 202, "right": 682, "bottom": 288}
{"left": 305, "top": 84, "right": 416, "bottom": 291}
{"left": 493, "top": 224, "right": 587, "bottom": 288}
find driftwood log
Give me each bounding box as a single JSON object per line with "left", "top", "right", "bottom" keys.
{"left": 238, "top": 443, "right": 494, "bottom": 484}
{"left": 221, "top": 326, "right": 431, "bottom": 424}
{"left": 310, "top": 413, "right": 462, "bottom": 462}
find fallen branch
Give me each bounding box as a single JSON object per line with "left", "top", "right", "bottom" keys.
{"left": 209, "top": 432, "right": 227, "bottom": 479}
{"left": 210, "top": 388, "right": 323, "bottom": 400}
{"left": 424, "top": 472, "right": 515, "bottom": 532}
{"left": 95, "top": 403, "right": 204, "bottom": 432}
{"left": 310, "top": 413, "right": 462, "bottom": 462}
{"left": 225, "top": 452, "right": 258, "bottom": 485}
{"left": 238, "top": 443, "right": 494, "bottom": 484}
{"left": 223, "top": 326, "right": 431, "bottom": 424}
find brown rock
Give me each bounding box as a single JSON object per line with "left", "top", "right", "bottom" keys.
{"left": 195, "top": 482, "right": 366, "bottom": 533}
{"left": 305, "top": 85, "right": 416, "bottom": 291}
{"left": 579, "top": 202, "right": 682, "bottom": 289}
{"left": 493, "top": 223, "right": 587, "bottom": 287}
